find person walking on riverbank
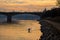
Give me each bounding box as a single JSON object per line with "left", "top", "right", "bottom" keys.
{"left": 28, "top": 28, "right": 31, "bottom": 33}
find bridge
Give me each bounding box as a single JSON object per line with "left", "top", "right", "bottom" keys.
{"left": 0, "top": 12, "right": 43, "bottom": 23}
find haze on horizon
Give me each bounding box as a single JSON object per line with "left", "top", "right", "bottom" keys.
{"left": 0, "top": 0, "right": 58, "bottom": 12}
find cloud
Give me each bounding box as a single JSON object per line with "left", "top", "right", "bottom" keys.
{"left": 0, "top": 0, "right": 26, "bottom": 4}
{"left": 30, "top": 0, "right": 55, "bottom": 1}
{"left": 30, "top": 0, "right": 44, "bottom": 1}
{"left": 0, "top": 8, "right": 6, "bottom": 10}
{"left": 15, "top": 2, "right": 27, "bottom": 4}
{"left": 0, "top": 0, "right": 56, "bottom": 12}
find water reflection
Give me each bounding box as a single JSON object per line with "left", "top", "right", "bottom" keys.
{"left": 0, "top": 14, "right": 40, "bottom": 22}
{"left": 0, "top": 15, "right": 7, "bottom": 22}
{"left": 12, "top": 14, "right": 40, "bottom": 20}
{"left": 0, "top": 20, "right": 42, "bottom": 40}
{"left": 0, "top": 14, "right": 42, "bottom": 40}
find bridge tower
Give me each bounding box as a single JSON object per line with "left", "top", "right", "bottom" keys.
{"left": 6, "top": 14, "right": 12, "bottom": 23}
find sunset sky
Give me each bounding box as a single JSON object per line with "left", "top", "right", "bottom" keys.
{"left": 0, "top": 0, "right": 58, "bottom": 12}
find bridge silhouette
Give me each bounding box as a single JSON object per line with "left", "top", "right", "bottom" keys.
{"left": 0, "top": 8, "right": 60, "bottom": 23}
{"left": 0, "top": 12, "right": 43, "bottom": 23}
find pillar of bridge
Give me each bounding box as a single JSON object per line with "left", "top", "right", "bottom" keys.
{"left": 7, "top": 15, "right": 12, "bottom": 23}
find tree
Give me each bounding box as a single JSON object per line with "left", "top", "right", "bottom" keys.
{"left": 57, "top": 0, "right": 60, "bottom": 7}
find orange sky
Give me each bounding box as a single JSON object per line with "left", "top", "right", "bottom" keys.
{"left": 0, "top": 0, "right": 57, "bottom": 5}
{"left": 0, "top": 0, "right": 57, "bottom": 12}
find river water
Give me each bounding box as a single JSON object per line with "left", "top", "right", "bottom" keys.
{"left": 0, "top": 14, "right": 42, "bottom": 40}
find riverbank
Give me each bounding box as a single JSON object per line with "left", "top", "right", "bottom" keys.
{"left": 39, "top": 19, "right": 60, "bottom": 40}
